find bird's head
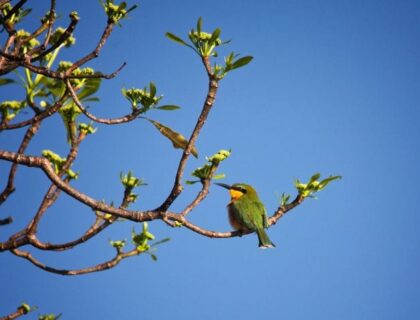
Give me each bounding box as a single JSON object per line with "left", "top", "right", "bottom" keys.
{"left": 215, "top": 183, "right": 257, "bottom": 201}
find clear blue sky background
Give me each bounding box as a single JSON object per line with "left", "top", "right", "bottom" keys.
{"left": 1, "top": 0, "right": 420, "bottom": 319}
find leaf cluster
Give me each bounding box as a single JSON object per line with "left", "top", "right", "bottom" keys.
{"left": 120, "top": 171, "right": 147, "bottom": 204}
{"left": 0, "top": 3, "right": 31, "bottom": 26}
{"left": 166, "top": 18, "right": 253, "bottom": 79}
{"left": 42, "top": 150, "right": 78, "bottom": 179}
{"left": 100, "top": 0, "right": 137, "bottom": 25}
{"left": 295, "top": 173, "right": 342, "bottom": 198}
{"left": 110, "top": 223, "right": 170, "bottom": 261}
{"left": 0, "top": 100, "right": 26, "bottom": 121}
{"left": 186, "top": 149, "right": 231, "bottom": 184}
{"left": 121, "top": 82, "right": 179, "bottom": 113}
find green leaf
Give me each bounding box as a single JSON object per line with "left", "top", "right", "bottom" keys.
{"left": 309, "top": 173, "right": 321, "bottom": 184}
{"left": 144, "top": 118, "right": 198, "bottom": 158}
{"left": 150, "top": 253, "right": 158, "bottom": 261}
{"left": 231, "top": 56, "right": 253, "bottom": 70}
{"left": 197, "top": 17, "right": 202, "bottom": 35}
{"left": 212, "top": 173, "right": 226, "bottom": 180}
{"left": 185, "top": 180, "right": 200, "bottom": 185}
{"left": 109, "top": 239, "right": 126, "bottom": 250}
{"left": 83, "top": 97, "right": 100, "bottom": 102}
{"left": 209, "top": 28, "right": 221, "bottom": 44}
{"left": 156, "top": 105, "right": 181, "bottom": 111}
{"left": 118, "top": 2, "right": 127, "bottom": 11}
{"left": 0, "top": 78, "right": 16, "bottom": 86}
{"left": 165, "top": 32, "right": 188, "bottom": 46}
{"left": 152, "top": 237, "right": 171, "bottom": 246}
{"left": 20, "top": 303, "right": 32, "bottom": 314}
{"left": 149, "top": 81, "right": 156, "bottom": 98}
{"left": 318, "top": 175, "right": 342, "bottom": 189}
{"left": 281, "top": 192, "right": 291, "bottom": 206}
{"left": 77, "top": 78, "right": 101, "bottom": 101}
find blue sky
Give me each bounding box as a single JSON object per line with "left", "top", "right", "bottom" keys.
{"left": 1, "top": 0, "right": 420, "bottom": 319}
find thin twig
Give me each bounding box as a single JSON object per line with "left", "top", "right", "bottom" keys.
{"left": 0, "top": 150, "right": 160, "bottom": 222}
{"left": 66, "top": 79, "right": 141, "bottom": 125}
{"left": 31, "top": 10, "right": 79, "bottom": 61}
{"left": 180, "top": 165, "right": 217, "bottom": 217}
{"left": 26, "top": 127, "right": 83, "bottom": 235}
{"left": 11, "top": 247, "right": 142, "bottom": 276}
{"left": 65, "top": 22, "right": 114, "bottom": 75}
{"left": 0, "top": 121, "right": 41, "bottom": 204}
{"left": 0, "top": 216, "right": 13, "bottom": 225}
{"left": 0, "top": 0, "right": 27, "bottom": 35}
{"left": 0, "top": 92, "right": 67, "bottom": 131}
{"left": 158, "top": 56, "right": 218, "bottom": 211}
{"left": 0, "top": 305, "right": 27, "bottom": 320}
{"left": 0, "top": 149, "right": 307, "bottom": 245}
{"left": 28, "top": 177, "right": 133, "bottom": 251}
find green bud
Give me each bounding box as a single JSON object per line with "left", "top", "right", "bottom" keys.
{"left": 15, "top": 30, "right": 40, "bottom": 50}
{"left": 20, "top": 303, "right": 31, "bottom": 314}
{"left": 110, "top": 239, "right": 126, "bottom": 250}
{"left": 57, "top": 61, "right": 73, "bottom": 72}
{"left": 51, "top": 27, "right": 76, "bottom": 48}
{"left": 78, "top": 122, "right": 97, "bottom": 135}
{"left": 137, "top": 243, "right": 150, "bottom": 252}
{"left": 174, "top": 221, "right": 183, "bottom": 227}
{"left": 207, "top": 149, "right": 231, "bottom": 164}
{"left": 122, "top": 85, "right": 162, "bottom": 110}
{"left": 66, "top": 169, "right": 79, "bottom": 180}
{"left": 42, "top": 150, "right": 66, "bottom": 166}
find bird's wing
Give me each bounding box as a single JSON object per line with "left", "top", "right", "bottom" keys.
{"left": 255, "top": 200, "right": 269, "bottom": 228}
{"left": 231, "top": 199, "right": 265, "bottom": 230}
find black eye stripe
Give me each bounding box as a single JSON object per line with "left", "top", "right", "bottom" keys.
{"left": 232, "top": 186, "right": 247, "bottom": 193}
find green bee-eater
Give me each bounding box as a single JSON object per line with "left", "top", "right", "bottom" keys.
{"left": 216, "top": 183, "right": 275, "bottom": 248}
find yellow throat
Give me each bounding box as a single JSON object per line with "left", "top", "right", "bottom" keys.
{"left": 229, "top": 189, "right": 244, "bottom": 201}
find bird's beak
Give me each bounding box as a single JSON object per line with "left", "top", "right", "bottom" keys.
{"left": 214, "top": 182, "right": 231, "bottom": 190}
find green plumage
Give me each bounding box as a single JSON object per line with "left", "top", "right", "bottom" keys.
{"left": 217, "top": 183, "right": 275, "bottom": 248}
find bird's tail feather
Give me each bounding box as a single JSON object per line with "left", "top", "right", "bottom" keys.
{"left": 256, "top": 228, "right": 275, "bottom": 249}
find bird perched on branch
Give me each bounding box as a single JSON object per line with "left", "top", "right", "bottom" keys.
{"left": 216, "top": 183, "right": 275, "bottom": 248}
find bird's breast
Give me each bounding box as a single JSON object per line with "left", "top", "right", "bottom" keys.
{"left": 227, "top": 203, "right": 242, "bottom": 230}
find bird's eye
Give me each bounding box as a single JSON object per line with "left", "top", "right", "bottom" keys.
{"left": 239, "top": 187, "right": 247, "bottom": 194}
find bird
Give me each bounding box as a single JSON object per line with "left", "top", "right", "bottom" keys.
{"left": 216, "top": 183, "right": 275, "bottom": 248}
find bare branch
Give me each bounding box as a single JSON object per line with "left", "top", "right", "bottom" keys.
{"left": 65, "top": 22, "right": 114, "bottom": 75}
{"left": 31, "top": 10, "right": 79, "bottom": 61}
{"left": 0, "top": 0, "right": 27, "bottom": 35}
{"left": 0, "top": 121, "right": 41, "bottom": 204}
{"left": 0, "top": 216, "right": 13, "bottom": 225}
{"left": 29, "top": 219, "right": 110, "bottom": 251}
{"left": 26, "top": 127, "right": 83, "bottom": 235}
{"left": 180, "top": 165, "right": 218, "bottom": 217}
{"left": 11, "top": 247, "right": 142, "bottom": 276}
{"left": 66, "top": 79, "right": 141, "bottom": 125}
{"left": 0, "top": 92, "right": 67, "bottom": 131}
{"left": 40, "top": 0, "right": 57, "bottom": 49}
{"left": 28, "top": 174, "right": 133, "bottom": 251}
{"left": 0, "top": 150, "right": 160, "bottom": 222}
{"left": 19, "top": 60, "right": 126, "bottom": 80}
{"left": 269, "top": 194, "right": 306, "bottom": 225}
{"left": 0, "top": 305, "right": 28, "bottom": 320}
{"left": 158, "top": 57, "right": 219, "bottom": 211}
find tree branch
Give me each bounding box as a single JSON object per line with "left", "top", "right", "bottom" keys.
{"left": 65, "top": 21, "right": 114, "bottom": 75}
{"left": 0, "top": 92, "right": 67, "bottom": 131}
{"left": 11, "top": 247, "right": 143, "bottom": 276}
{"left": 0, "top": 305, "right": 27, "bottom": 320}
{"left": 0, "top": 121, "right": 41, "bottom": 205}
{"left": 31, "top": 10, "right": 78, "bottom": 62}
{"left": 158, "top": 56, "right": 219, "bottom": 211}
{"left": 0, "top": 150, "right": 160, "bottom": 223}
{"left": 66, "top": 79, "right": 142, "bottom": 125}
